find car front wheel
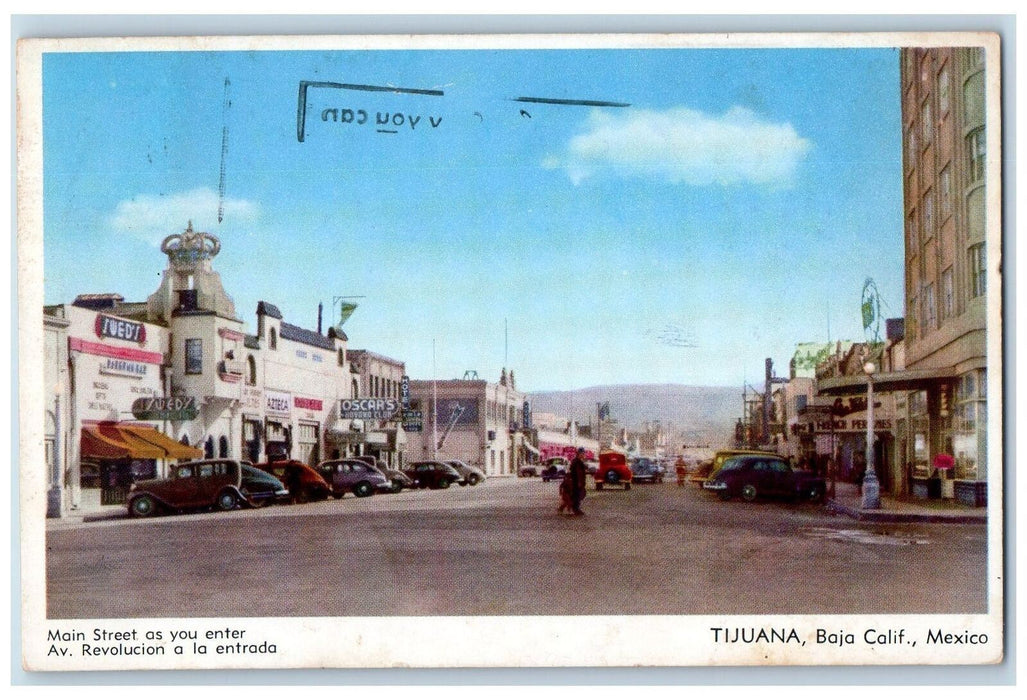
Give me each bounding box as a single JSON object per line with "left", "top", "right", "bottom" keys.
{"left": 216, "top": 489, "right": 239, "bottom": 511}
{"left": 353, "top": 481, "right": 373, "bottom": 498}
{"left": 129, "top": 494, "right": 157, "bottom": 517}
{"left": 806, "top": 483, "right": 825, "bottom": 503}
{"left": 741, "top": 484, "right": 758, "bottom": 502}
{"left": 437, "top": 477, "right": 450, "bottom": 489}
{"left": 468, "top": 474, "right": 480, "bottom": 486}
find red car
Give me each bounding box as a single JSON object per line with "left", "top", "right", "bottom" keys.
{"left": 594, "top": 451, "right": 632, "bottom": 490}
{"left": 253, "top": 460, "right": 332, "bottom": 503}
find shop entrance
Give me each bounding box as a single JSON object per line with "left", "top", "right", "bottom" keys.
{"left": 99, "top": 459, "right": 157, "bottom": 505}
{"left": 297, "top": 423, "right": 320, "bottom": 465}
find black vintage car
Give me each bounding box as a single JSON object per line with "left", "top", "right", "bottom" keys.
{"left": 630, "top": 457, "right": 665, "bottom": 484}
{"left": 403, "top": 461, "right": 463, "bottom": 489}
{"left": 702, "top": 455, "right": 826, "bottom": 503}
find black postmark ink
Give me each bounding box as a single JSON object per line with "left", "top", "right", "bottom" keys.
{"left": 511, "top": 96, "right": 632, "bottom": 108}
{"left": 297, "top": 80, "right": 445, "bottom": 142}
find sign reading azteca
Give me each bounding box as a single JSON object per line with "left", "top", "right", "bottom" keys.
{"left": 95, "top": 314, "right": 146, "bottom": 344}
{"left": 339, "top": 398, "right": 400, "bottom": 420}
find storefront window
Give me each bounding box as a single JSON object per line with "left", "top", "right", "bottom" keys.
{"left": 954, "top": 369, "right": 986, "bottom": 479}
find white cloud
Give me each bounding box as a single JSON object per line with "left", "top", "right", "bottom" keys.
{"left": 109, "top": 187, "right": 259, "bottom": 245}
{"left": 545, "top": 106, "right": 812, "bottom": 187}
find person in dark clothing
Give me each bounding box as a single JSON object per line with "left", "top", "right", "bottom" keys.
{"left": 569, "top": 448, "right": 588, "bottom": 516}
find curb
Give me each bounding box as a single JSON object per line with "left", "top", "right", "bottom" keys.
{"left": 825, "top": 499, "right": 987, "bottom": 524}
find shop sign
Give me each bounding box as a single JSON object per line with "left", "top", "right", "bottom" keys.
{"left": 795, "top": 417, "right": 893, "bottom": 434}
{"left": 295, "top": 396, "right": 323, "bottom": 411}
{"left": 401, "top": 375, "right": 410, "bottom": 408}
{"left": 242, "top": 387, "right": 262, "bottom": 410}
{"left": 402, "top": 409, "right": 423, "bottom": 432}
{"left": 339, "top": 397, "right": 400, "bottom": 420}
{"left": 266, "top": 390, "right": 292, "bottom": 416}
{"left": 131, "top": 396, "right": 199, "bottom": 421}
{"left": 95, "top": 314, "right": 146, "bottom": 344}
{"left": 99, "top": 357, "right": 148, "bottom": 378}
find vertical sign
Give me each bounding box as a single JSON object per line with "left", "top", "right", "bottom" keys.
{"left": 401, "top": 374, "right": 410, "bottom": 408}
{"left": 523, "top": 400, "right": 532, "bottom": 430}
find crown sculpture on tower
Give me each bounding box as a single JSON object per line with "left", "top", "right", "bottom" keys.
{"left": 147, "top": 221, "right": 237, "bottom": 323}
{"left": 160, "top": 220, "right": 222, "bottom": 268}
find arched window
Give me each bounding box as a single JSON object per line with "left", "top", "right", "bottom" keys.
{"left": 269, "top": 327, "right": 278, "bottom": 350}
{"left": 204, "top": 436, "right": 214, "bottom": 459}
{"left": 219, "top": 436, "right": 229, "bottom": 458}
{"left": 247, "top": 355, "right": 257, "bottom": 385}
{"left": 352, "top": 378, "right": 359, "bottom": 399}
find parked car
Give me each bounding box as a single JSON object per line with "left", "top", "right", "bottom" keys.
{"left": 446, "top": 459, "right": 486, "bottom": 486}
{"left": 540, "top": 456, "right": 569, "bottom": 482}
{"left": 253, "top": 459, "right": 331, "bottom": 503}
{"left": 403, "top": 461, "right": 463, "bottom": 489}
{"left": 688, "top": 449, "right": 780, "bottom": 487}
{"left": 316, "top": 459, "right": 392, "bottom": 498}
{"left": 594, "top": 451, "right": 632, "bottom": 490}
{"left": 630, "top": 457, "right": 664, "bottom": 484}
{"left": 703, "top": 454, "right": 826, "bottom": 503}
{"left": 382, "top": 468, "right": 414, "bottom": 493}
{"left": 127, "top": 459, "right": 288, "bottom": 517}
{"left": 518, "top": 465, "right": 539, "bottom": 477}
{"left": 541, "top": 464, "right": 567, "bottom": 482}
{"left": 585, "top": 460, "right": 599, "bottom": 475}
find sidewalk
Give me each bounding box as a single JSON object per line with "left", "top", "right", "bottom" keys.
{"left": 826, "top": 481, "right": 986, "bottom": 523}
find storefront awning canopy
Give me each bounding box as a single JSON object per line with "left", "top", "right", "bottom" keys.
{"left": 816, "top": 367, "right": 955, "bottom": 396}
{"left": 80, "top": 424, "right": 201, "bottom": 460}
{"left": 121, "top": 425, "right": 202, "bottom": 459}
{"left": 522, "top": 442, "right": 540, "bottom": 456}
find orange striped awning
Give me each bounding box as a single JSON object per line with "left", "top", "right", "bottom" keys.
{"left": 79, "top": 424, "right": 201, "bottom": 460}
{"left": 120, "top": 425, "right": 202, "bottom": 460}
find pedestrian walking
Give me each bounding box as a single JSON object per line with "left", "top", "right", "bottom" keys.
{"left": 557, "top": 472, "right": 574, "bottom": 514}
{"left": 675, "top": 456, "right": 687, "bottom": 487}
{"left": 569, "top": 447, "right": 588, "bottom": 516}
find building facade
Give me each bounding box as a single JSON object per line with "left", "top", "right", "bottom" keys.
{"left": 407, "top": 371, "right": 526, "bottom": 475}
{"left": 42, "top": 223, "right": 405, "bottom": 516}
{"left": 344, "top": 349, "right": 408, "bottom": 468}
{"left": 899, "top": 46, "right": 989, "bottom": 504}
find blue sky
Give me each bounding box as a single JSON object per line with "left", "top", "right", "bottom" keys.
{"left": 41, "top": 46, "right": 903, "bottom": 391}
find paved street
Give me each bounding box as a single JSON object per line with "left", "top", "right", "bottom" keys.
{"left": 46, "top": 477, "right": 987, "bottom": 619}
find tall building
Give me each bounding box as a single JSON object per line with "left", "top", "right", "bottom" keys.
{"left": 407, "top": 370, "right": 527, "bottom": 475}
{"left": 899, "top": 46, "right": 989, "bottom": 501}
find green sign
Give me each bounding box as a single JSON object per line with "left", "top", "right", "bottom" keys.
{"left": 402, "top": 409, "right": 423, "bottom": 432}
{"left": 131, "top": 396, "right": 199, "bottom": 421}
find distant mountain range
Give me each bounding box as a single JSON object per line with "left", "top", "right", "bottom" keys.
{"left": 526, "top": 384, "right": 741, "bottom": 449}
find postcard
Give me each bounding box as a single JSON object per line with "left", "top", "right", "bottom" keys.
{"left": 16, "top": 31, "right": 1004, "bottom": 672}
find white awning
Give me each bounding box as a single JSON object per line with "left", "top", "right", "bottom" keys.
{"left": 522, "top": 442, "right": 540, "bottom": 456}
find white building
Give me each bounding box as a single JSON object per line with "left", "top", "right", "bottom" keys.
{"left": 407, "top": 370, "right": 526, "bottom": 475}
{"left": 43, "top": 223, "right": 404, "bottom": 516}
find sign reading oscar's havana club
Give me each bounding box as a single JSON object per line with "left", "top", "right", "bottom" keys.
{"left": 95, "top": 314, "right": 146, "bottom": 344}
{"left": 131, "top": 395, "right": 199, "bottom": 421}
{"left": 339, "top": 398, "right": 400, "bottom": 420}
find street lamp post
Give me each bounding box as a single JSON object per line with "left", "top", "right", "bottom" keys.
{"left": 861, "top": 361, "right": 881, "bottom": 509}
{"left": 47, "top": 392, "right": 63, "bottom": 518}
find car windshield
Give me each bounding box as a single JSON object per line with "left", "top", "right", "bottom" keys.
{"left": 717, "top": 458, "right": 748, "bottom": 472}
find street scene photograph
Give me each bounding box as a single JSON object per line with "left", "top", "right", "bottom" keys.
{"left": 18, "top": 32, "right": 1002, "bottom": 669}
